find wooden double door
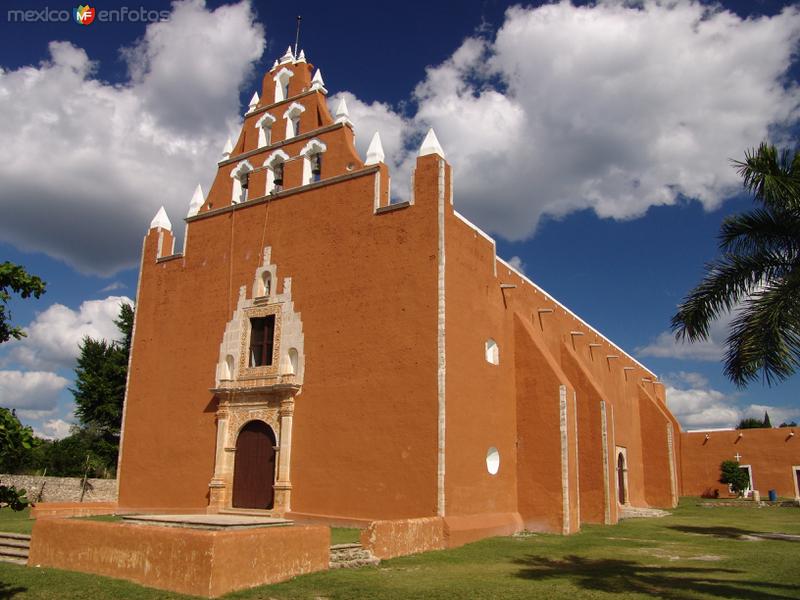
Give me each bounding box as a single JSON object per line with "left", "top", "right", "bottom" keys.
{"left": 232, "top": 420, "right": 276, "bottom": 509}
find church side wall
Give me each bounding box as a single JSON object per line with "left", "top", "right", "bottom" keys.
{"left": 681, "top": 429, "right": 800, "bottom": 499}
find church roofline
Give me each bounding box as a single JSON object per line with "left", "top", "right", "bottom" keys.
{"left": 186, "top": 164, "right": 381, "bottom": 224}
{"left": 454, "top": 208, "right": 657, "bottom": 379}
{"left": 218, "top": 122, "right": 347, "bottom": 168}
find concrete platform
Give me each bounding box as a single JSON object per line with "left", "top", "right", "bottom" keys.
{"left": 121, "top": 513, "right": 293, "bottom": 530}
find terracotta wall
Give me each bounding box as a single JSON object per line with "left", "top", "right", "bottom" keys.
{"left": 681, "top": 428, "right": 800, "bottom": 498}
{"left": 360, "top": 516, "right": 445, "bottom": 559}
{"left": 29, "top": 520, "right": 329, "bottom": 597}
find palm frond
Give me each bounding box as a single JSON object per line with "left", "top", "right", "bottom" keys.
{"left": 723, "top": 274, "right": 800, "bottom": 387}
{"left": 719, "top": 208, "right": 800, "bottom": 257}
{"left": 671, "top": 250, "right": 791, "bottom": 342}
{"left": 731, "top": 142, "right": 800, "bottom": 211}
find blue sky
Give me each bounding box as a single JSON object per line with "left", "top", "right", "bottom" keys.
{"left": 1, "top": 0, "right": 799, "bottom": 438}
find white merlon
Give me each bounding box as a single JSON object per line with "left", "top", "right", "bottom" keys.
{"left": 310, "top": 69, "right": 327, "bottom": 93}
{"left": 280, "top": 46, "right": 294, "bottom": 64}
{"left": 365, "top": 131, "right": 385, "bottom": 165}
{"left": 419, "top": 128, "right": 445, "bottom": 158}
{"left": 296, "top": 49, "right": 306, "bottom": 63}
{"left": 222, "top": 137, "right": 233, "bottom": 159}
{"left": 334, "top": 97, "right": 351, "bottom": 126}
{"left": 272, "top": 59, "right": 279, "bottom": 70}
{"left": 187, "top": 184, "right": 204, "bottom": 217}
{"left": 150, "top": 206, "right": 172, "bottom": 231}
{"left": 247, "top": 92, "right": 260, "bottom": 112}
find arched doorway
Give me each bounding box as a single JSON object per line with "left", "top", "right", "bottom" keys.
{"left": 617, "top": 452, "right": 627, "bottom": 505}
{"left": 232, "top": 420, "right": 276, "bottom": 509}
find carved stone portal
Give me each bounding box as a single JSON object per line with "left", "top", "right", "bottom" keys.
{"left": 208, "top": 247, "right": 304, "bottom": 515}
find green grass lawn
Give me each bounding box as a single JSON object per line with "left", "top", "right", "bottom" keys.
{"left": 0, "top": 507, "right": 33, "bottom": 534}
{"left": 1, "top": 500, "right": 798, "bottom": 599}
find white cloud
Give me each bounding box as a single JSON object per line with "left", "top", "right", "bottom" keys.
{"left": 34, "top": 418, "right": 73, "bottom": 440}
{"left": 663, "top": 371, "right": 800, "bottom": 429}
{"left": 0, "top": 370, "right": 69, "bottom": 412}
{"left": 99, "top": 281, "right": 127, "bottom": 293}
{"left": 343, "top": 1, "right": 800, "bottom": 239}
{"left": 637, "top": 312, "right": 732, "bottom": 361}
{"left": 507, "top": 256, "right": 525, "bottom": 273}
{"left": 1, "top": 296, "right": 132, "bottom": 371}
{"left": 0, "top": 0, "right": 265, "bottom": 275}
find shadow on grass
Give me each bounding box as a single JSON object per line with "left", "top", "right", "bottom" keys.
{"left": 514, "top": 555, "right": 797, "bottom": 599}
{"left": 668, "top": 526, "right": 800, "bottom": 542}
{"left": 0, "top": 581, "right": 26, "bottom": 599}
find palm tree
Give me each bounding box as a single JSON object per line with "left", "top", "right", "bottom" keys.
{"left": 671, "top": 143, "right": 800, "bottom": 387}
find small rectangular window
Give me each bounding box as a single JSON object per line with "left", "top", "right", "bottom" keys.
{"left": 311, "top": 154, "right": 322, "bottom": 182}
{"left": 249, "top": 315, "right": 275, "bottom": 367}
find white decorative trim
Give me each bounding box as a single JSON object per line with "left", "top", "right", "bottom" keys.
{"left": 600, "top": 400, "right": 611, "bottom": 524}
{"left": 437, "top": 157, "right": 447, "bottom": 517}
{"left": 365, "top": 131, "right": 385, "bottom": 165}
{"left": 273, "top": 67, "right": 294, "bottom": 102}
{"left": 419, "top": 128, "right": 445, "bottom": 158}
{"left": 573, "top": 390, "right": 580, "bottom": 527}
{"left": 299, "top": 138, "right": 327, "bottom": 157}
{"left": 149, "top": 206, "right": 172, "bottom": 231}
{"left": 256, "top": 113, "right": 276, "bottom": 148}
{"left": 282, "top": 102, "right": 306, "bottom": 119}
{"left": 667, "top": 423, "right": 678, "bottom": 507}
{"left": 559, "top": 385, "right": 570, "bottom": 534}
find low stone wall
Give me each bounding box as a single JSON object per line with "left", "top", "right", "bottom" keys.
{"left": 0, "top": 474, "right": 117, "bottom": 503}
{"left": 29, "top": 519, "right": 330, "bottom": 598}
{"left": 31, "top": 502, "right": 118, "bottom": 519}
{"left": 360, "top": 517, "right": 445, "bottom": 559}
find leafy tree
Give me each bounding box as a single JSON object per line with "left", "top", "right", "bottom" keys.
{"left": 737, "top": 417, "right": 769, "bottom": 429}
{"left": 72, "top": 303, "right": 133, "bottom": 438}
{"left": 69, "top": 302, "right": 133, "bottom": 475}
{"left": 720, "top": 460, "right": 750, "bottom": 496}
{"left": 41, "top": 427, "right": 113, "bottom": 478}
{"left": 0, "top": 261, "right": 46, "bottom": 343}
{"left": 780, "top": 420, "right": 798, "bottom": 427}
{"left": 0, "top": 408, "right": 35, "bottom": 509}
{"left": 671, "top": 143, "right": 800, "bottom": 387}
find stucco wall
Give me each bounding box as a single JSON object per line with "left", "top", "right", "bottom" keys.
{"left": 681, "top": 428, "right": 800, "bottom": 498}
{"left": 0, "top": 474, "right": 117, "bottom": 503}
{"left": 29, "top": 519, "right": 329, "bottom": 597}
{"left": 360, "top": 517, "right": 445, "bottom": 559}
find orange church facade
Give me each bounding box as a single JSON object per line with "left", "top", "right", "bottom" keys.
{"left": 117, "top": 48, "right": 790, "bottom": 542}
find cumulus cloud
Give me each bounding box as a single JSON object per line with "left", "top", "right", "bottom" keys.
{"left": 663, "top": 371, "right": 800, "bottom": 429}
{"left": 636, "top": 309, "right": 735, "bottom": 360}
{"left": 0, "top": 370, "right": 69, "bottom": 412}
{"left": 507, "top": 256, "right": 526, "bottom": 273}
{"left": 35, "top": 418, "right": 74, "bottom": 440}
{"left": 0, "top": 0, "right": 265, "bottom": 275}
{"left": 344, "top": 0, "right": 800, "bottom": 238}
{"left": 1, "top": 296, "right": 132, "bottom": 371}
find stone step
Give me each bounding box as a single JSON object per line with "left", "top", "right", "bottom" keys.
{"left": 0, "top": 533, "right": 31, "bottom": 543}
{"left": 0, "top": 546, "right": 29, "bottom": 559}
{"left": 0, "top": 532, "right": 31, "bottom": 565}
{"left": 329, "top": 543, "right": 379, "bottom": 569}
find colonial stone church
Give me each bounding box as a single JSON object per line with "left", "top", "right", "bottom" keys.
{"left": 117, "top": 47, "right": 684, "bottom": 540}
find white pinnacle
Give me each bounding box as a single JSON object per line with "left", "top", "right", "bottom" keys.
{"left": 150, "top": 206, "right": 172, "bottom": 231}
{"left": 248, "top": 91, "right": 260, "bottom": 112}
{"left": 311, "top": 69, "right": 327, "bottom": 93}
{"left": 418, "top": 128, "right": 445, "bottom": 158}
{"left": 187, "top": 184, "right": 205, "bottom": 217}
{"left": 296, "top": 49, "right": 306, "bottom": 63}
{"left": 272, "top": 59, "right": 279, "bottom": 69}
{"left": 365, "top": 131, "right": 385, "bottom": 165}
{"left": 280, "top": 46, "right": 294, "bottom": 64}
{"left": 334, "top": 97, "right": 351, "bottom": 124}
{"left": 222, "top": 137, "right": 233, "bottom": 159}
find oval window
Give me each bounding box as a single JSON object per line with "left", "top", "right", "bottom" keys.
{"left": 486, "top": 446, "right": 500, "bottom": 475}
